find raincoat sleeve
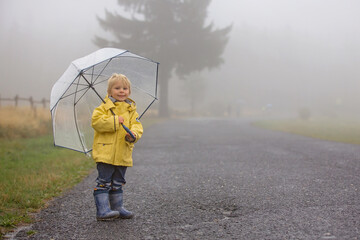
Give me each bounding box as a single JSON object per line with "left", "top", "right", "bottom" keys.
{"left": 129, "top": 110, "right": 143, "bottom": 143}
{"left": 91, "top": 105, "right": 120, "bottom": 133}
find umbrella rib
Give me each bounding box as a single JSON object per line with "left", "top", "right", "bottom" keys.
{"left": 60, "top": 85, "right": 89, "bottom": 100}
{"left": 91, "top": 66, "right": 95, "bottom": 84}
{"left": 80, "top": 74, "right": 106, "bottom": 103}
{"left": 53, "top": 144, "right": 92, "bottom": 154}
{"left": 80, "top": 50, "right": 128, "bottom": 75}
{"left": 90, "top": 55, "right": 159, "bottom": 86}
{"left": 138, "top": 98, "right": 157, "bottom": 120}
{"left": 73, "top": 86, "right": 91, "bottom": 106}
{"left": 50, "top": 74, "right": 87, "bottom": 112}
{"left": 73, "top": 75, "right": 87, "bottom": 153}
{"left": 82, "top": 73, "right": 108, "bottom": 86}
{"left": 92, "top": 58, "right": 113, "bottom": 85}
{"left": 92, "top": 78, "right": 108, "bottom": 86}
{"left": 58, "top": 75, "right": 90, "bottom": 100}
{"left": 155, "top": 63, "right": 159, "bottom": 98}
{"left": 132, "top": 85, "right": 157, "bottom": 99}
{"left": 74, "top": 83, "right": 89, "bottom": 87}
{"left": 86, "top": 54, "right": 156, "bottom": 86}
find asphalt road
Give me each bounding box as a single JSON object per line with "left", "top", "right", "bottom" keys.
{"left": 12, "top": 118, "right": 360, "bottom": 239}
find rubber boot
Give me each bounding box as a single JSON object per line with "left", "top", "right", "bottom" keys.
{"left": 109, "top": 188, "right": 134, "bottom": 219}
{"left": 94, "top": 190, "right": 120, "bottom": 221}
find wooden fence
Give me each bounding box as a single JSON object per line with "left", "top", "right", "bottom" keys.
{"left": 0, "top": 95, "right": 49, "bottom": 109}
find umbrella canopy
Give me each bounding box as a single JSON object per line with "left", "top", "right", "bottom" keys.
{"left": 50, "top": 48, "right": 159, "bottom": 153}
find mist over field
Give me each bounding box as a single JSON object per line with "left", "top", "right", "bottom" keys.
{"left": 1, "top": 0, "right": 359, "bottom": 118}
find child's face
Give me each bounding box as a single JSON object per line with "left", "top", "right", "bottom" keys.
{"left": 110, "top": 81, "right": 130, "bottom": 102}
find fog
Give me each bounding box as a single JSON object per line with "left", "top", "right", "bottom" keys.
{"left": 1, "top": 0, "right": 359, "bottom": 119}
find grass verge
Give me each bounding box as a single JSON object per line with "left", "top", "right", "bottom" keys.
{"left": 0, "top": 135, "right": 94, "bottom": 238}
{"left": 253, "top": 118, "right": 360, "bottom": 145}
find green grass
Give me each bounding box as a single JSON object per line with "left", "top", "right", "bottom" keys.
{"left": 253, "top": 118, "right": 360, "bottom": 145}
{"left": 0, "top": 135, "right": 94, "bottom": 238}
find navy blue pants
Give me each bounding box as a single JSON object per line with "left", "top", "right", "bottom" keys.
{"left": 95, "top": 162, "right": 127, "bottom": 192}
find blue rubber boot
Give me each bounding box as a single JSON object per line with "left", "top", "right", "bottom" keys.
{"left": 109, "top": 188, "right": 134, "bottom": 219}
{"left": 94, "top": 190, "right": 120, "bottom": 221}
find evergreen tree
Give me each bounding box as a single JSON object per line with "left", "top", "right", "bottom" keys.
{"left": 95, "top": 0, "right": 231, "bottom": 117}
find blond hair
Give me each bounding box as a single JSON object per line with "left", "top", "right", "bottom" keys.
{"left": 107, "top": 73, "right": 131, "bottom": 95}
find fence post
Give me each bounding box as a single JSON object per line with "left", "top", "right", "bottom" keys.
{"left": 42, "top": 98, "right": 46, "bottom": 108}
{"left": 15, "top": 95, "right": 19, "bottom": 107}
{"left": 29, "top": 96, "right": 34, "bottom": 109}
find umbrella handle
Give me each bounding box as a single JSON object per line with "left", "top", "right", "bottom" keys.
{"left": 121, "top": 124, "right": 136, "bottom": 140}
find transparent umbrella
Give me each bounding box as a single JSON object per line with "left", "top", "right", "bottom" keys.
{"left": 50, "top": 48, "right": 159, "bottom": 154}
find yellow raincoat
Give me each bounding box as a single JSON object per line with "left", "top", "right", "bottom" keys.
{"left": 91, "top": 96, "right": 143, "bottom": 167}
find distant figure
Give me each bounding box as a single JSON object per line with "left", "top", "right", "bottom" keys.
{"left": 91, "top": 73, "right": 143, "bottom": 221}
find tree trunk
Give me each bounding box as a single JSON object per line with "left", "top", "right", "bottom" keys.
{"left": 158, "top": 76, "right": 170, "bottom": 118}
{"left": 158, "top": 66, "right": 171, "bottom": 118}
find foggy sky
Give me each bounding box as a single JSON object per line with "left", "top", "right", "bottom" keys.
{"left": 1, "top": 0, "right": 359, "bottom": 117}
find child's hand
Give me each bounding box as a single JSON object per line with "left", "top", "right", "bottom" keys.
{"left": 125, "top": 132, "right": 136, "bottom": 142}
{"left": 118, "top": 115, "right": 124, "bottom": 124}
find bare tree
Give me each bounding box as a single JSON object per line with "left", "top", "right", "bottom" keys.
{"left": 94, "top": 0, "right": 232, "bottom": 117}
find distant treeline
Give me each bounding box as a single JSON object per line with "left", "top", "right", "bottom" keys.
{"left": 0, "top": 95, "right": 49, "bottom": 108}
